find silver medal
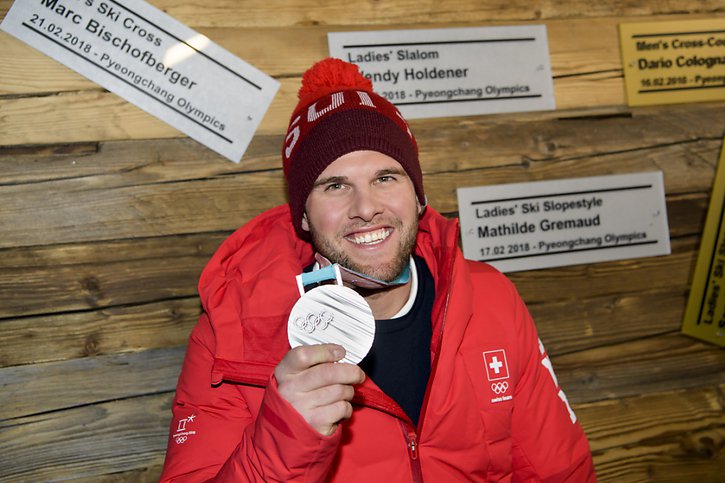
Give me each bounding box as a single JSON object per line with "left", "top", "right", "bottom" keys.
{"left": 288, "top": 265, "right": 375, "bottom": 365}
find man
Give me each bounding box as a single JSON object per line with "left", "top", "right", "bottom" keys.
{"left": 160, "top": 58, "right": 595, "bottom": 481}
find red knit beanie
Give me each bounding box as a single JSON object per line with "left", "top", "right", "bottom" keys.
{"left": 282, "top": 58, "right": 425, "bottom": 238}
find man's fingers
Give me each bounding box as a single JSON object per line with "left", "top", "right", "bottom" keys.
{"left": 274, "top": 344, "right": 365, "bottom": 435}
{"left": 306, "top": 401, "right": 354, "bottom": 437}
{"left": 277, "top": 357, "right": 365, "bottom": 397}
{"left": 308, "top": 383, "right": 356, "bottom": 407}
{"left": 276, "top": 344, "right": 345, "bottom": 377}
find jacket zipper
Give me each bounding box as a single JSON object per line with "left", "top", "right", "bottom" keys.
{"left": 401, "top": 421, "right": 423, "bottom": 482}
{"left": 399, "top": 246, "right": 455, "bottom": 483}
{"left": 414, "top": 254, "right": 454, "bottom": 435}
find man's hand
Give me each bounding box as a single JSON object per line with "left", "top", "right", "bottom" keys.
{"left": 274, "top": 344, "right": 365, "bottom": 436}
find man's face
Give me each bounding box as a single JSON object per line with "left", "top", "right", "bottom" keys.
{"left": 302, "top": 150, "right": 420, "bottom": 282}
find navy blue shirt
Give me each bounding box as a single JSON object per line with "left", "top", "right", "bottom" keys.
{"left": 359, "top": 255, "right": 434, "bottom": 427}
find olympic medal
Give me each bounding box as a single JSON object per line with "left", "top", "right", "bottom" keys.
{"left": 287, "top": 284, "right": 375, "bottom": 365}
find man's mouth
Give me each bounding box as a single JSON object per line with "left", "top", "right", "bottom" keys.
{"left": 346, "top": 228, "right": 392, "bottom": 245}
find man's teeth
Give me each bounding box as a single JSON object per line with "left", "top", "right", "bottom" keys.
{"left": 350, "top": 228, "right": 390, "bottom": 245}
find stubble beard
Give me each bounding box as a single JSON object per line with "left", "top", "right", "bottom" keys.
{"left": 309, "top": 217, "right": 418, "bottom": 282}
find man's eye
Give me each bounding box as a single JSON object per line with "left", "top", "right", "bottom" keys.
{"left": 325, "top": 183, "right": 343, "bottom": 191}
{"left": 378, "top": 175, "right": 394, "bottom": 183}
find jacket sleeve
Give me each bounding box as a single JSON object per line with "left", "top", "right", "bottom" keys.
{"left": 508, "top": 285, "right": 596, "bottom": 482}
{"left": 159, "top": 313, "right": 341, "bottom": 482}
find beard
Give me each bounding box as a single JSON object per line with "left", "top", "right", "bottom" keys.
{"left": 308, "top": 216, "right": 418, "bottom": 282}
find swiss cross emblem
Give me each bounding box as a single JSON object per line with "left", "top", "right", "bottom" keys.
{"left": 483, "top": 350, "right": 510, "bottom": 381}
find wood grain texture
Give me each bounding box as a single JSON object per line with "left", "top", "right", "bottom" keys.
{"left": 0, "top": 273, "right": 693, "bottom": 368}
{"left": 2, "top": 329, "right": 721, "bottom": 421}
{"left": 1, "top": 103, "right": 722, "bottom": 249}
{"left": 578, "top": 384, "right": 725, "bottom": 482}
{"left": 529, "top": 288, "right": 688, "bottom": 355}
{"left": 509, "top": 236, "right": 697, "bottom": 304}
{"left": 554, "top": 333, "right": 725, "bottom": 404}
{"left": 0, "top": 209, "right": 703, "bottom": 316}
{"left": 0, "top": 392, "right": 172, "bottom": 482}
{"left": 0, "top": 15, "right": 634, "bottom": 95}
{"left": 2, "top": 103, "right": 722, "bottom": 186}
{"left": 1, "top": 347, "right": 183, "bottom": 419}
{"left": 0, "top": 298, "right": 199, "bottom": 367}
{"left": 0, "top": 233, "right": 223, "bottom": 317}
{"left": 1, "top": 0, "right": 721, "bottom": 28}
{"left": 1, "top": 382, "right": 721, "bottom": 482}
{"left": 8, "top": 13, "right": 720, "bottom": 144}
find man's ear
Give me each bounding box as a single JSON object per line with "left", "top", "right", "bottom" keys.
{"left": 301, "top": 212, "right": 310, "bottom": 232}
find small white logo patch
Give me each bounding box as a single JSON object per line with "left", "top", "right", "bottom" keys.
{"left": 483, "top": 350, "right": 512, "bottom": 404}
{"left": 173, "top": 414, "right": 197, "bottom": 444}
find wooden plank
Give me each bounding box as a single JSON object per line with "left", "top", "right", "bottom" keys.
{"left": 666, "top": 192, "right": 709, "bottom": 239}
{"left": 113, "top": 1, "right": 725, "bottom": 27}
{"left": 3, "top": 328, "right": 722, "bottom": 420}
{"left": 579, "top": 385, "right": 725, "bottom": 482}
{"left": 0, "top": 183, "right": 704, "bottom": 316}
{"left": 510, "top": 236, "right": 698, "bottom": 304}
{"left": 0, "top": 223, "right": 706, "bottom": 322}
{"left": 0, "top": 298, "right": 199, "bottom": 367}
{"left": 419, "top": 103, "right": 724, "bottom": 182}
{"left": 0, "top": 281, "right": 688, "bottom": 368}
{"left": 0, "top": 166, "right": 709, "bottom": 251}
{"left": 0, "top": 382, "right": 721, "bottom": 482}
{"left": 0, "top": 169, "right": 285, "bottom": 248}
{"left": 0, "top": 0, "right": 720, "bottom": 30}
{"left": 0, "top": 216, "right": 707, "bottom": 321}
{"left": 64, "top": 466, "right": 164, "bottom": 483}
{"left": 0, "top": 233, "right": 223, "bottom": 318}
{"left": 0, "top": 136, "right": 273, "bottom": 186}
{"left": 53, "top": 386, "right": 725, "bottom": 482}
{"left": 0, "top": 72, "right": 617, "bottom": 145}
{"left": 9, "top": 13, "right": 715, "bottom": 144}
{"left": 3, "top": 103, "right": 723, "bottom": 187}
{"left": 581, "top": 384, "right": 725, "bottom": 452}
{"left": 0, "top": 392, "right": 172, "bottom": 482}
{"left": 0, "top": 90, "right": 181, "bottom": 145}
{"left": 553, "top": 333, "right": 725, "bottom": 405}
{"left": 0, "top": 15, "right": 630, "bottom": 95}
{"left": 530, "top": 288, "right": 687, "bottom": 356}
{"left": 426, "top": 138, "right": 721, "bottom": 213}
{"left": 594, "top": 437, "right": 724, "bottom": 483}
{"left": 0, "top": 65, "right": 625, "bottom": 145}
{"left": 1, "top": 106, "right": 722, "bottom": 248}
{"left": 0, "top": 347, "right": 184, "bottom": 420}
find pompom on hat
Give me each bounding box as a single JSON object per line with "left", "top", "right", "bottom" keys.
{"left": 282, "top": 58, "right": 425, "bottom": 238}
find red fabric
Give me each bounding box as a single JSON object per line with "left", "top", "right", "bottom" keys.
{"left": 296, "top": 57, "right": 373, "bottom": 104}
{"left": 160, "top": 204, "right": 596, "bottom": 482}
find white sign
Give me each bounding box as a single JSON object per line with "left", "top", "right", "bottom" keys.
{"left": 328, "top": 26, "right": 555, "bottom": 119}
{"left": 1, "top": 0, "right": 279, "bottom": 163}
{"left": 457, "top": 172, "right": 671, "bottom": 272}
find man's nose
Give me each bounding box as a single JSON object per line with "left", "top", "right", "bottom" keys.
{"left": 349, "top": 187, "right": 383, "bottom": 221}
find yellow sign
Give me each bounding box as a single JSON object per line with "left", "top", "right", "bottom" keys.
{"left": 619, "top": 18, "right": 725, "bottom": 106}
{"left": 682, "top": 138, "right": 725, "bottom": 347}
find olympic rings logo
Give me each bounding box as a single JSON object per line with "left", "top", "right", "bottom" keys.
{"left": 293, "top": 310, "right": 333, "bottom": 334}
{"left": 491, "top": 381, "right": 509, "bottom": 394}
{"left": 175, "top": 436, "right": 187, "bottom": 444}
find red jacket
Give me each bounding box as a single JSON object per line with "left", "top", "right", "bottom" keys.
{"left": 160, "top": 204, "right": 595, "bottom": 482}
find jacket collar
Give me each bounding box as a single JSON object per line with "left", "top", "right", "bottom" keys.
{"left": 202, "top": 204, "right": 461, "bottom": 386}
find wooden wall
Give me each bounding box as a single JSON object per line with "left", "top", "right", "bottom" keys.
{"left": 1, "top": 0, "right": 724, "bottom": 481}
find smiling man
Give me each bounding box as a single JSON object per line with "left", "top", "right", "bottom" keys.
{"left": 160, "top": 58, "right": 596, "bottom": 482}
